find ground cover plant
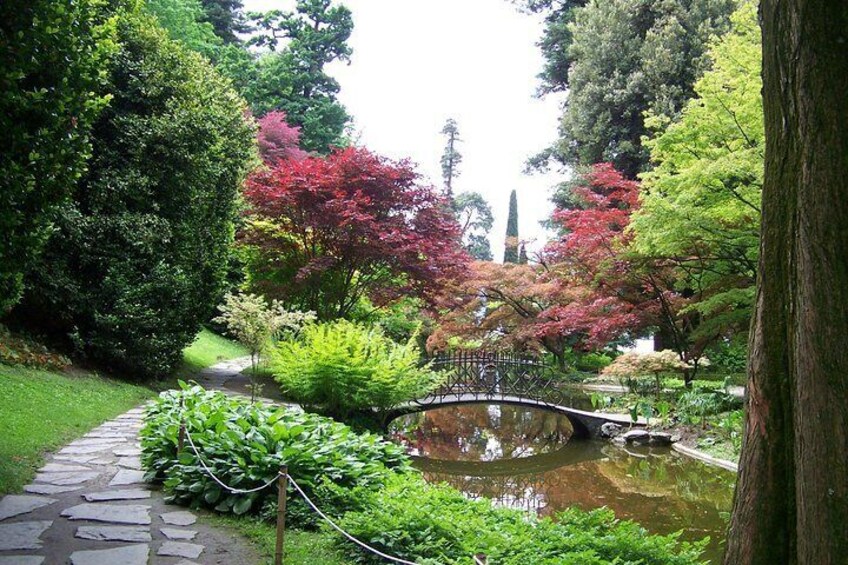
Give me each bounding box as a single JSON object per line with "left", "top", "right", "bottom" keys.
{"left": 141, "top": 386, "right": 412, "bottom": 526}
{"left": 0, "top": 363, "right": 154, "bottom": 493}
{"left": 270, "top": 320, "right": 443, "bottom": 422}
{"left": 336, "top": 474, "right": 707, "bottom": 565}
{"left": 0, "top": 325, "right": 71, "bottom": 372}
{"left": 211, "top": 515, "right": 352, "bottom": 565}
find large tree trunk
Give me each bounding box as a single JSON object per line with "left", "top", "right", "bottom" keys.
{"left": 724, "top": 1, "right": 848, "bottom": 564}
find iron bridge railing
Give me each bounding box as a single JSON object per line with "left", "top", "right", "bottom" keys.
{"left": 421, "top": 350, "right": 568, "bottom": 409}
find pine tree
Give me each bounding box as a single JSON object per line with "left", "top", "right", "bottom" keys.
{"left": 440, "top": 118, "right": 462, "bottom": 201}
{"left": 503, "top": 189, "right": 519, "bottom": 263}
{"left": 200, "top": 0, "right": 249, "bottom": 44}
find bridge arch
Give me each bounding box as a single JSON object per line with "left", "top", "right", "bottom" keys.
{"left": 388, "top": 351, "right": 643, "bottom": 439}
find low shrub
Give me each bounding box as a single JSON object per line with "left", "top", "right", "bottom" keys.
{"left": 270, "top": 320, "right": 443, "bottom": 421}
{"left": 140, "top": 385, "right": 411, "bottom": 526}
{"left": 676, "top": 390, "right": 742, "bottom": 428}
{"left": 574, "top": 351, "right": 613, "bottom": 373}
{"left": 336, "top": 474, "right": 708, "bottom": 565}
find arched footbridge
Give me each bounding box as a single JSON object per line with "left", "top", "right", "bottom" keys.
{"left": 389, "top": 351, "right": 645, "bottom": 439}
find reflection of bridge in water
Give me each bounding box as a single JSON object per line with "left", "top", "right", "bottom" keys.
{"left": 389, "top": 351, "right": 643, "bottom": 438}
{"left": 414, "top": 441, "right": 610, "bottom": 515}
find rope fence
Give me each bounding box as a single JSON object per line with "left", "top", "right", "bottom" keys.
{"left": 180, "top": 421, "right": 487, "bottom": 565}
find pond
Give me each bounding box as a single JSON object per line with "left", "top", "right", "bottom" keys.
{"left": 388, "top": 403, "right": 736, "bottom": 564}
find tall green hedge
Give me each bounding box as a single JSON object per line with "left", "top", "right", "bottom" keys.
{"left": 0, "top": 0, "right": 121, "bottom": 312}
{"left": 22, "top": 14, "right": 256, "bottom": 377}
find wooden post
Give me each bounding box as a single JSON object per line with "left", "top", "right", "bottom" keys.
{"left": 177, "top": 397, "right": 186, "bottom": 454}
{"left": 474, "top": 553, "right": 488, "bottom": 565}
{"left": 177, "top": 421, "right": 185, "bottom": 454}
{"left": 275, "top": 466, "right": 288, "bottom": 565}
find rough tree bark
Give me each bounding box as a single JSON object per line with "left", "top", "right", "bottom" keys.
{"left": 724, "top": 1, "right": 848, "bottom": 564}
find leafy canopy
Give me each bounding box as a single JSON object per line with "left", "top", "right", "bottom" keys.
{"left": 531, "top": 0, "right": 734, "bottom": 178}
{"left": 242, "top": 146, "right": 469, "bottom": 320}
{"left": 454, "top": 191, "right": 494, "bottom": 261}
{"left": 631, "top": 2, "right": 762, "bottom": 344}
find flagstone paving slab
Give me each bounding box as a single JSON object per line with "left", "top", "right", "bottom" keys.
{"left": 60, "top": 503, "right": 151, "bottom": 525}
{"left": 39, "top": 463, "right": 91, "bottom": 473}
{"left": 0, "top": 521, "right": 52, "bottom": 551}
{"left": 67, "top": 438, "right": 127, "bottom": 447}
{"left": 108, "top": 469, "right": 145, "bottom": 486}
{"left": 160, "top": 528, "right": 197, "bottom": 540}
{"left": 23, "top": 484, "right": 82, "bottom": 495}
{"left": 69, "top": 544, "right": 149, "bottom": 565}
{"left": 75, "top": 525, "right": 152, "bottom": 542}
{"left": 82, "top": 489, "right": 151, "bottom": 502}
{"left": 113, "top": 447, "right": 142, "bottom": 457}
{"left": 160, "top": 511, "right": 197, "bottom": 526}
{"left": 52, "top": 455, "right": 99, "bottom": 464}
{"left": 58, "top": 445, "right": 117, "bottom": 455}
{"left": 33, "top": 471, "right": 100, "bottom": 486}
{"left": 0, "top": 556, "right": 45, "bottom": 564}
{"left": 157, "top": 541, "right": 204, "bottom": 559}
{"left": 116, "top": 456, "right": 142, "bottom": 470}
{"left": 0, "top": 496, "right": 57, "bottom": 521}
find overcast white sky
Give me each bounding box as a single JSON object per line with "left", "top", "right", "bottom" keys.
{"left": 245, "top": 0, "right": 567, "bottom": 258}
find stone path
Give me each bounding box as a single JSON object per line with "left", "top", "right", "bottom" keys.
{"left": 195, "top": 357, "right": 252, "bottom": 392}
{"left": 0, "top": 404, "right": 259, "bottom": 564}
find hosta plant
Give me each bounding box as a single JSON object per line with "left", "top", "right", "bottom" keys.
{"left": 140, "top": 384, "right": 411, "bottom": 526}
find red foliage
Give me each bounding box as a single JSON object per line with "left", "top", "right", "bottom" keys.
{"left": 242, "top": 147, "right": 469, "bottom": 318}
{"left": 547, "top": 163, "right": 639, "bottom": 270}
{"left": 539, "top": 164, "right": 680, "bottom": 351}
{"left": 257, "top": 111, "right": 308, "bottom": 164}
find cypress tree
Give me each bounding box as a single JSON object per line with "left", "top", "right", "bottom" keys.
{"left": 503, "top": 189, "right": 519, "bottom": 263}
{"left": 518, "top": 244, "right": 528, "bottom": 264}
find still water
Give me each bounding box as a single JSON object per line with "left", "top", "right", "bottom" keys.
{"left": 388, "top": 403, "right": 735, "bottom": 564}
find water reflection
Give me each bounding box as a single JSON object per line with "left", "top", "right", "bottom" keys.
{"left": 390, "top": 402, "right": 575, "bottom": 460}
{"left": 389, "top": 403, "right": 736, "bottom": 564}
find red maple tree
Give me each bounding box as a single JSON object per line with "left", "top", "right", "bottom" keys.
{"left": 242, "top": 146, "right": 469, "bottom": 319}
{"left": 257, "top": 111, "right": 308, "bottom": 164}
{"left": 538, "top": 163, "right": 654, "bottom": 348}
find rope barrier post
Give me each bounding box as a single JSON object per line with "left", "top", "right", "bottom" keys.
{"left": 177, "top": 398, "right": 186, "bottom": 455}
{"left": 275, "top": 466, "right": 288, "bottom": 565}
{"left": 474, "top": 552, "right": 488, "bottom": 565}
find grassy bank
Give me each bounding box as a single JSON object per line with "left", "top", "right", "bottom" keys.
{"left": 211, "top": 515, "right": 352, "bottom": 565}
{"left": 181, "top": 327, "right": 249, "bottom": 374}
{"left": 0, "top": 363, "right": 154, "bottom": 493}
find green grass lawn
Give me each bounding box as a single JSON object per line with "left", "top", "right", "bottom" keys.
{"left": 0, "top": 363, "right": 155, "bottom": 494}
{"left": 181, "top": 327, "right": 249, "bottom": 374}
{"left": 211, "top": 515, "right": 352, "bottom": 565}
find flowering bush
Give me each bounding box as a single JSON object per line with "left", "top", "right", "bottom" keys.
{"left": 214, "top": 293, "right": 315, "bottom": 400}
{"left": 603, "top": 350, "right": 709, "bottom": 396}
